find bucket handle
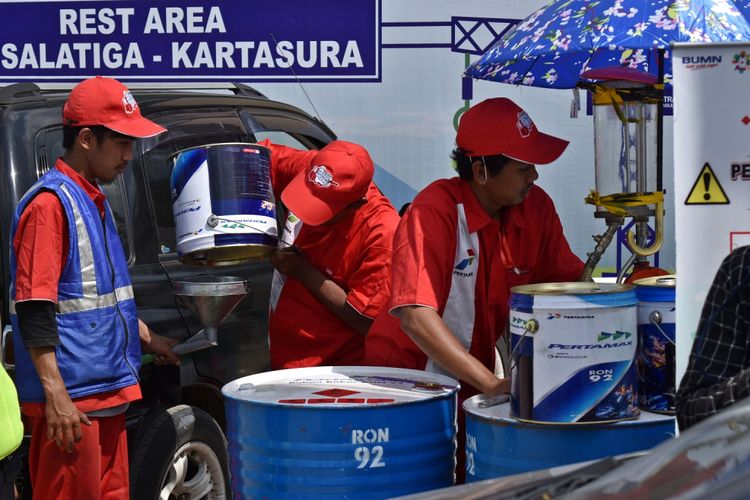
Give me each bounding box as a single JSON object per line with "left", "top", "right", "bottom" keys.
{"left": 508, "top": 318, "right": 539, "bottom": 374}
{"left": 648, "top": 311, "right": 675, "bottom": 345}
{"left": 206, "top": 215, "right": 284, "bottom": 244}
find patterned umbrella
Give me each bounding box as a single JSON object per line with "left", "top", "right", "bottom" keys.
{"left": 465, "top": 0, "right": 750, "bottom": 88}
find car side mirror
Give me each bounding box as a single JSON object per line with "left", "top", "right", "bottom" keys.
{"left": 1, "top": 324, "right": 14, "bottom": 370}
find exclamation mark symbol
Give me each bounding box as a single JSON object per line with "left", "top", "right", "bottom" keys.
{"left": 703, "top": 172, "right": 711, "bottom": 201}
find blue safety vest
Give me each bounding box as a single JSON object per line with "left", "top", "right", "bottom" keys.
{"left": 9, "top": 169, "right": 141, "bottom": 403}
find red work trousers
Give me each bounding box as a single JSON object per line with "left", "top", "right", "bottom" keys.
{"left": 28, "top": 413, "right": 129, "bottom": 500}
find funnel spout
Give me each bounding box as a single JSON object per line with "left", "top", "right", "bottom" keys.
{"left": 170, "top": 276, "right": 249, "bottom": 355}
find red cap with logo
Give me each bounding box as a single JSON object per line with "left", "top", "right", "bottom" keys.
{"left": 456, "top": 97, "right": 568, "bottom": 164}
{"left": 63, "top": 76, "right": 166, "bottom": 138}
{"left": 281, "top": 140, "right": 374, "bottom": 226}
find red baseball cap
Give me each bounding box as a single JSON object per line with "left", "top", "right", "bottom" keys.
{"left": 456, "top": 97, "right": 568, "bottom": 164}
{"left": 63, "top": 76, "right": 166, "bottom": 138}
{"left": 281, "top": 141, "right": 374, "bottom": 226}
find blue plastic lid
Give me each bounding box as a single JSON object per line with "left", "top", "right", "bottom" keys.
{"left": 634, "top": 275, "right": 676, "bottom": 302}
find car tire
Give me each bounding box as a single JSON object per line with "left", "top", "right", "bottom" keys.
{"left": 129, "top": 405, "right": 230, "bottom": 500}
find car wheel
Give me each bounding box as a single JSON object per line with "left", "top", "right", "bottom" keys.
{"left": 129, "top": 405, "right": 230, "bottom": 500}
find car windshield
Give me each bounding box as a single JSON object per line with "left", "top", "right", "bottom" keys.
{"left": 138, "top": 105, "right": 329, "bottom": 156}
{"left": 396, "top": 398, "right": 750, "bottom": 500}
{"left": 567, "top": 398, "right": 750, "bottom": 499}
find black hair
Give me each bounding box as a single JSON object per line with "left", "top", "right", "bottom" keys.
{"left": 398, "top": 202, "right": 411, "bottom": 217}
{"left": 62, "top": 125, "right": 133, "bottom": 150}
{"left": 450, "top": 148, "right": 512, "bottom": 181}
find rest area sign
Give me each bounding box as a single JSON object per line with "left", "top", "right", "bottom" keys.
{"left": 0, "top": 0, "right": 380, "bottom": 82}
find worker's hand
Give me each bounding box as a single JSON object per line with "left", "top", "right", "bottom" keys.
{"left": 270, "top": 246, "right": 311, "bottom": 280}
{"left": 139, "top": 320, "right": 180, "bottom": 365}
{"left": 485, "top": 377, "right": 511, "bottom": 397}
{"left": 44, "top": 388, "right": 91, "bottom": 453}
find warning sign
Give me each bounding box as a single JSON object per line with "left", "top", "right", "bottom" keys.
{"left": 685, "top": 163, "right": 730, "bottom": 205}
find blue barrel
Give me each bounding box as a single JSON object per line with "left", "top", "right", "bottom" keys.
{"left": 464, "top": 398, "right": 675, "bottom": 482}
{"left": 222, "top": 366, "right": 459, "bottom": 499}
{"left": 509, "top": 283, "right": 639, "bottom": 423}
{"left": 634, "top": 275, "right": 676, "bottom": 414}
{"left": 170, "top": 142, "right": 278, "bottom": 265}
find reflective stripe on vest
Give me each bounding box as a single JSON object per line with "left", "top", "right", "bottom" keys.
{"left": 9, "top": 183, "right": 134, "bottom": 315}
{"left": 9, "top": 286, "right": 134, "bottom": 315}
{"left": 60, "top": 182, "right": 98, "bottom": 299}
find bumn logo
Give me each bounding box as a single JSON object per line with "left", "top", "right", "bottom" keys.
{"left": 681, "top": 55, "right": 721, "bottom": 70}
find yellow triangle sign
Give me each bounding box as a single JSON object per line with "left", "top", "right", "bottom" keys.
{"left": 685, "top": 163, "right": 729, "bottom": 205}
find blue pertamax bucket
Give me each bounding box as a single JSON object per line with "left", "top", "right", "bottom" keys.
{"left": 222, "top": 366, "right": 459, "bottom": 499}
{"left": 509, "top": 283, "right": 639, "bottom": 423}
{"left": 634, "top": 275, "right": 676, "bottom": 414}
{"left": 170, "top": 143, "right": 277, "bottom": 265}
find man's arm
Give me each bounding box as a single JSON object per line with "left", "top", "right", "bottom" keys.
{"left": 28, "top": 347, "right": 91, "bottom": 452}
{"left": 397, "top": 305, "right": 509, "bottom": 395}
{"left": 138, "top": 319, "right": 180, "bottom": 365}
{"left": 676, "top": 247, "right": 750, "bottom": 430}
{"left": 16, "top": 300, "right": 91, "bottom": 452}
{"left": 677, "top": 367, "right": 750, "bottom": 430}
{"left": 270, "top": 248, "right": 372, "bottom": 335}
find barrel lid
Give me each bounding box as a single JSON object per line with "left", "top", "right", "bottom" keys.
{"left": 222, "top": 366, "right": 459, "bottom": 407}
{"left": 511, "top": 282, "right": 634, "bottom": 296}
{"left": 633, "top": 275, "right": 676, "bottom": 288}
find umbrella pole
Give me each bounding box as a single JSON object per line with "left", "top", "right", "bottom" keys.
{"left": 657, "top": 48, "right": 665, "bottom": 193}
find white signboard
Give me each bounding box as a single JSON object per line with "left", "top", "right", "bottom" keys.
{"left": 672, "top": 42, "right": 750, "bottom": 380}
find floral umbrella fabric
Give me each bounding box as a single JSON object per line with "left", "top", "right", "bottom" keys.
{"left": 465, "top": 0, "right": 750, "bottom": 88}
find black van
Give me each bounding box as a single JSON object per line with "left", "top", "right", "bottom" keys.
{"left": 0, "top": 82, "right": 336, "bottom": 498}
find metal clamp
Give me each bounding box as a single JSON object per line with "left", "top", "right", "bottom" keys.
{"left": 477, "top": 393, "right": 510, "bottom": 408}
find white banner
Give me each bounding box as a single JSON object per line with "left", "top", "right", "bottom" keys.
{"left": 672, "top": 42, "right": 750, "bottom": 381}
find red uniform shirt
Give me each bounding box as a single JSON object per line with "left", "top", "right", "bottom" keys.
{"left": 366, "top": 178, "right": 583, "bottom": 398}
{"left": 14, "top": 159, "right": 141, "bottom": 416}
{"left": 262, "top": 141, "right": 400, "bottom": 368}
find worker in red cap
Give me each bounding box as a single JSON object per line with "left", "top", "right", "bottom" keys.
{"left": 9, "top": 76, "right": 179, "bottom": 499}
{"left": 366, "top": 97, "right": 584, "bottom": 483}
{"left": 258, "top": 139, "right": 400, "bottom": 369}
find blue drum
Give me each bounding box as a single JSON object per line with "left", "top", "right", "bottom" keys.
{"left": 222, "top": 366, "right": 459, "bottom": 499}
{"left": 464, "top": 398, "right": 675, "bottom": 482}
{"left": 634, "top": 275, "right": 676, "bottom": 414}
{"left": 509, "top": 283, "right": 639, "bottom": 423}
{"left": 170, "top": 143, "right": 278, "bottom": 265}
